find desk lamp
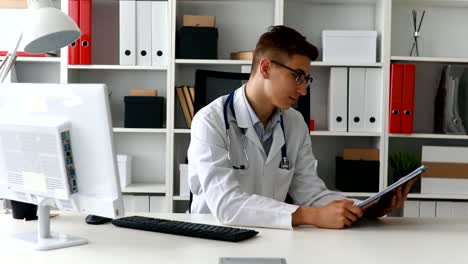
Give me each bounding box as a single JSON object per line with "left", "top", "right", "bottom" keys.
{"left": 0, "top": 0, "right": 81, "bottom": 82}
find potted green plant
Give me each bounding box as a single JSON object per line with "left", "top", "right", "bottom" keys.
{"left": 389, "top": 151, "right": 421, "bottom": 193}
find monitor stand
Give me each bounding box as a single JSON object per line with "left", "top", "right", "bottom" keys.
{"left": 12, "top": 197, "right": 88, "bottom": 251}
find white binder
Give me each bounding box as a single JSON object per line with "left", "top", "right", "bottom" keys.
{"left": 328, "top": 67, "right": 348, "bottom": 132}
{"left": 364, "top": 68, "right": 382, "bottom": 132}
{"left": 119, "top": 0, "right": 136, "bottom": 65}
{"left": 136, "top": 0, "right": 152, "bottom": 66}
{"left": 348, "top": 68, "right": 366, "bottom": 132}
{"left": 151, "top": 1, "right": 169, "bottom": 66}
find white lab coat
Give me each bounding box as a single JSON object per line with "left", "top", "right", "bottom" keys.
{"left": 188, "top": 86, "right": 347, "bottom": 229}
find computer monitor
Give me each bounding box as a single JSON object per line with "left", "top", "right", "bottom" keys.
{"left": 0, "top": 83, "right": 124, "bottom": 250}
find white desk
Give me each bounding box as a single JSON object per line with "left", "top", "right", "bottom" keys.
{"left": 1, "top": 212, "right": 467, "bottom": 264}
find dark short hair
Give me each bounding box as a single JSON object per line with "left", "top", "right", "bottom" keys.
{"left": 251, "top": 25, "right": 318, "bottom": 74}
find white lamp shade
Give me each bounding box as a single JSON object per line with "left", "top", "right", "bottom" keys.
{"left": 23, "top": 7, "right": 81, "bottom": 54}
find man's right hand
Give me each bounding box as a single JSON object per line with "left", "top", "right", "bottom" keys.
{"left": 314, "top": 200, "right": 363, "bottom": 229}
{"left": 292, "top": 200, "right": 363, "bottom": 228}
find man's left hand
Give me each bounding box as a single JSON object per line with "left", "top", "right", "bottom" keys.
{"left": 362, "top": 178, "right": 417, "bottom": 218}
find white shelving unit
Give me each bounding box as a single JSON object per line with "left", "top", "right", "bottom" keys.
{"left": 391, "top": 56, "right": 468, "bottom": 64}
{"left": 113, "top": 128, "right": 168, "bottom": 133}
{"left": 389, "top": 0, "right": 468, "bottom": 211}
{"left": 122, "top": 183, "right": 166, "bottom": 194}
{"left": 11, "top": 0, "right": 468, "bottom": 214}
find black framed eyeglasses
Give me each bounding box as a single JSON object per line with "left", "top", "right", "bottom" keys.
{"left": 271, "top": 60, "right": 313, "bottom": 86}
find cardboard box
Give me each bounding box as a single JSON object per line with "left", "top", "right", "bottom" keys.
{"left": 421, "top": 162, "right": 468, "bottom": 179}
{"left": 0, "top": 0, "right": 28, "bottom": 8}
{"left": 343, "top": 148, "right": 379, "bottom": 161}
{"left": 130, "top": 89, "right": 158, "bottom": 97}
{"left": 230, "top": 51, "right": 254, "bottom": 60}
{"left": 183, "top": 15, "right": 215, "bottom": 27}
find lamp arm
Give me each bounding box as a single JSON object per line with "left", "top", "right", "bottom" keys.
{"left": 0, "top": 33, "right": 23, "bottom": 83}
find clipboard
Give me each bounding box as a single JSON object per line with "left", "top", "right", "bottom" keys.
{"left": 356, "top": 165, "right": 427, "bottom": 208}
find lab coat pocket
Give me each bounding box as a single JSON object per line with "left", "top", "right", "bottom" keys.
{"left": 274, "top": 165, "right": 295, "bottom": 201}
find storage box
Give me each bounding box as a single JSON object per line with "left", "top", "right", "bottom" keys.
{"left": 335, "top": 157, "right": 379, "bottom": 192}
{"left": 421, "top": 145, "right": 468, "bottom": 194}
{"left": 179, "top": 164, "right": 190, "bottom": 196}
{"left": 124, "top": 96, "right": 165, "bottom": 128}
{"left": 177, "top": 27, "right": 218, "bottom": 59}
{"left": 230, "top": 50, "right": 254, "bottom": 60}
{"left": 0, "top": 0, "right": 28, "bottom": 8}
{"left": 117, "top": 154, "right": 132, "bottom": 188}
{"left": 183, "top": 15, "right": 215, "bottom": 27}
{"left": 129, "top": 89, "right": 158, "bottom": 97}
{"left": 343, "top": 148, "right": 379, "bottom": 161}
{"left": 322, "top": 30, "right": 377, "bottom": 63}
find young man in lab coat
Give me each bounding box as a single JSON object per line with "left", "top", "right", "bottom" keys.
{"left": 188, "top": 25, "right": 415, "bottom": 229}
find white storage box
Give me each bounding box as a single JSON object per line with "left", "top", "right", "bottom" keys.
{"left": 322, "top": 30, "right": 377, "bottom": 63}
{"left": 117, "top": 154, "right": 132, "bottom": 188}
{"left": 179, "top": 164, "right": 189, "bottom": 196}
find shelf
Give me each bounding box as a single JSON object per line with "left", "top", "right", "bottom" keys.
{"left": 292, "top": 0, "right": 379, "bottom": 3}
{"left": 178, "top": 0, "right": 272, "bottom": 2}
{"left": 173, "top": 196, "right": 190, "bottom": 201}
{"left": 311, "top": 61, "right": 383, "bottom": 67}
{"left": 408, "top": 193, "right": 468, "bottom": 201}
{"left": 175, "top": 59, "right": 383, "bottom": 67}
{"left": 113, "top": 128, "right": 167, "bottom": 133}
{"left": 391, "top": 56, "right": 468, "bottom": 64}
{"left": 122, "top": 183, "right": 166, "bottom": 194}
{"left": 174, "top": 129, "right": 191, "bottom": 134}
{"left": 392, "top": 0, "right": 468, "bottom": 7}
{"left": 389, "top": 133, "right": 468, "bottom": 140}
{"left": 0, "top": 57, "right": 61, "bottom": 63}
{"left": 68, "top": 64, "right": 168, "bottom": 71}
{"left": 310, "top": 131, "right": 382, "bottom": 137}
{"left": 175, "top": 59, "right": 251, "bottom": 65}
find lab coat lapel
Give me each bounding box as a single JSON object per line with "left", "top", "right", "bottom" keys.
{"left": 233, "top": 87, "right": 266, "bottom": 156}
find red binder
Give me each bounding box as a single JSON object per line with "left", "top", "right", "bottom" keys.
{"left": 68, "top": 0, "right": 80, "bottom": 65}
{"left": 401, "top": 64, "right": 416, "bottom": 134}
{"left": 389, "top": 64, "right": 403, "bottom": 133}
{"left": 79, "top": 0, "right": 92, "bottom": 64}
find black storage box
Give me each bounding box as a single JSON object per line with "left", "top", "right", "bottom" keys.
{"left": 124, "top": 96, "right": 164, "bottom": 128}
{"left": 177, "top": 27, "right": 218, "bottom": 59}
{"left": 335, "top": 157, "right": 379, "bottom": 192}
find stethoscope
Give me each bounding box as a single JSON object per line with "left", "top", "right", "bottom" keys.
{"left": 223, "top": 91, "right": 290, "bottom": 170}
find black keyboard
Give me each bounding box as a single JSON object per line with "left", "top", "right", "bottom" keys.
{"left": 111, "top": 216, "right": 259, "bottom": 242}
